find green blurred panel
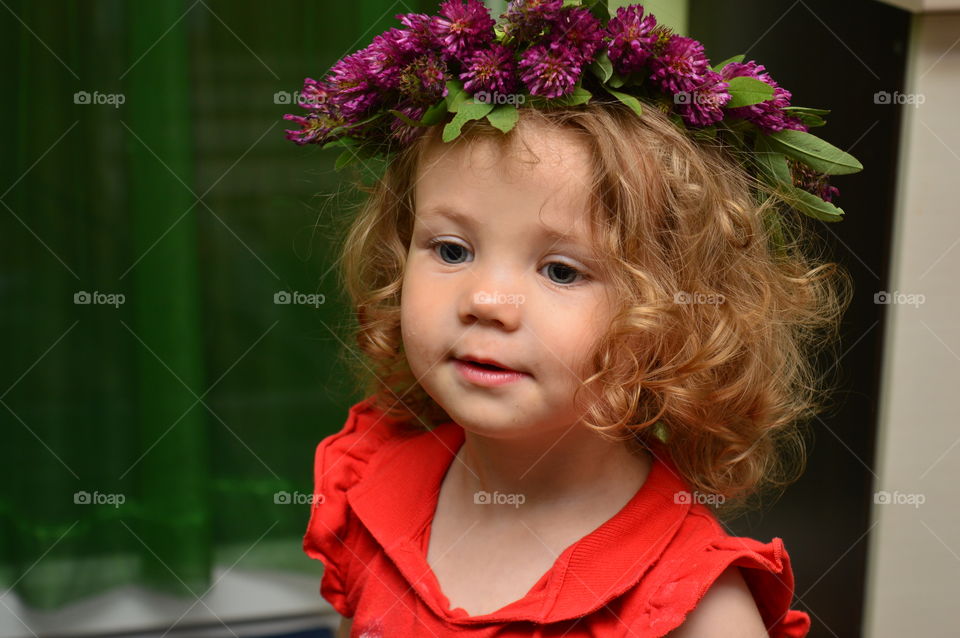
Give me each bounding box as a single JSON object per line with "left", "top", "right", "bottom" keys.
{"left": 0, "top": 0, "right": 428, "bottom": 610}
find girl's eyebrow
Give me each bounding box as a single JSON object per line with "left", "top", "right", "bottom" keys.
{"left": 419, "top": 205, "right": 582, "bottom": 245}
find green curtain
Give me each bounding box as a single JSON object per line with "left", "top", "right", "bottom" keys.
{"left": 1, "top": 0, "right": 435, "bottom": 611}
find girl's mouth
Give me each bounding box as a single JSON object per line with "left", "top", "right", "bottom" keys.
{"left": 452, "top": 358, "right": 529, "bottom": 387}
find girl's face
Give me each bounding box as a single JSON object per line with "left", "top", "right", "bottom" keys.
{"left": 401, "top": 121, "right": 615, "bottom": 441}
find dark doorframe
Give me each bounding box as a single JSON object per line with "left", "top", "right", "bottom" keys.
{"left": 689, "top": 1, "right": 911, "bottom": 636}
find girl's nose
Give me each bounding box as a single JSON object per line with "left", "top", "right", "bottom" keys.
{"left": 458, "top": 274, "right": 524, "bottom": 331}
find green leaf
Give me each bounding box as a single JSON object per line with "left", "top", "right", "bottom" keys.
{"left": 783, "top": 106, "right": 831, "bottom": 116}
{"left": 651, "top": 421, "right": 669, "bottom": 443}
{"left": 607, "top": 71, "right": 627, "bottom": 88}
{"left": 445, "top": 80, "right": 469, "bottom": 113}
{"left": 387, "top": 109, "right": 424, "bottom": 128}
{"left": 321, "top": 136, "right": 358, "bottom": 151}
{"left": 691, "top": 126, "right": 718, "bottom": 142}
{"left": 589, "top": 51, "right": 614, "bottom": 84}
{"left": 603, "top": 85, "right": 643, "bottom": 117}
{"left": 791, "top": 112, "right": 826, "bottom": 128}
{"left": 421, "top": 100, "right": 449, "bottom": 126}
{"left": 782, "top": 107, "right": 829, "bottom": 128}
{"left": 583, "top": 0, "right": 610, "bottom": 22}
{"left": 765, "top": 129, "right": 864, "bottom": 175}
{"left": 486, "top": 104, "right": 520, "bottom": 133}
{"left": 387, "top": 100, "right": 449, "bottom": 129}
{"left": 762, "top": 209, "right": 788, "bottom": 259}
{"left": 711, "top": 54, "right": 745, "bottom": 73}
{"left": 442, "top": 98, "right": 495, "bottom": 142}
{"left": 778, "top": 184, "right": 845, "bottom": 222}
{"left": 334, "top": 148, "right": 356, "bottom": 172}
{"left": 725, "top": 76, "right": 775, "bottom": 108}
{"left": 551, "top": 86, "right": 593, "bottom": 107}
{"left": 754, "top": 136, "right": 792, "bottom": 187}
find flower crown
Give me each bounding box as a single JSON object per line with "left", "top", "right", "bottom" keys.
{"left": 283, "top": 0, "right": 863, "bottom": 225}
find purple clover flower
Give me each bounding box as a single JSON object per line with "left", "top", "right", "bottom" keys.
{"left": 394, "top": 12, "right": 442, "bottom": 56}
{"left": 435, "top": 0, "right": 495, "bottom": 61}
{"left": 547, "top": 7, "right": 604, "bottom": 67}
{"left": 459, "top": 44, "right": 520, "bottom": 95}
{"left": 720, "top": 60, "right": 807, "bottom": 133}
{"left": 295, "top": 77, "right": 331, "bottom": 110}
{"left": 361, "top": 28, "right": 410, "bottom": 91}
{"left": 501, "top": 0, "right": 564, "bottom": 42}
{"left": 673, "top": 70, "right": 731, "bottom": 127}
{"left": 326, "top": 51, "right": 380, "bottom": 120}
{"left": 390, "top": 101, "right": 428, "bottom": 144}
{"left": 519, "top": 44, "right": 580, "bottom": 98}
{"left": 283, "top": 112, "right": 337, "bottom": 145}
{"left": 606, "top": 5, "right": 658, "bottom": 74}
{"left": 649, "top": 34, "right": 711, "bottom": 96}
{"left": 791, "top": 160, "right": 840, "bottom": 202}
{"left": 399, "top": 53, "right": 450, "bottom": 106}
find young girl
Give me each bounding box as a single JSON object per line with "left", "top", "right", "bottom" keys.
{"left": 285, "top": 2, "right": 858, "bottom": 636}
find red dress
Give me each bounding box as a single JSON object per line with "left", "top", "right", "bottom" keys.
{"left": 304, "top": 397, "right": 811, "bottom": 637}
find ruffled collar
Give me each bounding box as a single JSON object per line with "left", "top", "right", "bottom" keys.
{"left": 346, "top": 419, "right": 694, "bottom": 624}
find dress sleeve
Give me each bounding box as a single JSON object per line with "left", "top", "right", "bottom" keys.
{"left": 645, "top": 534, "right": 811, "bottom": 637}
{"left": 302, "top": 398, "right": 399, "bottom": 618}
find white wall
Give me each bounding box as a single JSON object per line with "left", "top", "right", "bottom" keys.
{"left": 863, "top": 9, "right": 960, "bottom": 638}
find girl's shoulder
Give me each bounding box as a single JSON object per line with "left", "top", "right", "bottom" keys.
{"left": 301, "top": 397, "right": 433, "bottom": 617}
{"left": 609, "top": 441, "right": 811, "bottom": 637}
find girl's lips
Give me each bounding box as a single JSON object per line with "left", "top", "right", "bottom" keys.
{"left": 453, "top": 358, "right": 529, "bottom": 387}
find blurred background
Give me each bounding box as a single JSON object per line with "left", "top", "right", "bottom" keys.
{"left": 1, "top": 0, "right": 955, "bottom": 636}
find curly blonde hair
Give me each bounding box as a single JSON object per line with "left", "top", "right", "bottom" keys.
{"left": 330, "top": 98, "right": 852, "bottom": 519}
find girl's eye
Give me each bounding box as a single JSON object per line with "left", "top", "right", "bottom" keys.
{"left": 426, "top": 239, "right": 587, "bottom": 286}
{"left": 544, "top": 262, "right": 582, "bottom": 285}
{"left": 432, "top": 239, "right": 469, "bottom": 264}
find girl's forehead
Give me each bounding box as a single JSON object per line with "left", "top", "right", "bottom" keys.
{"left": 416, "top": 123, "right": 593, "bottom": 196}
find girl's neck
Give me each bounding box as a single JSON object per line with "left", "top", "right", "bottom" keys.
{"left": 450, "top": 424, "right": 653, "bottom": 516}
